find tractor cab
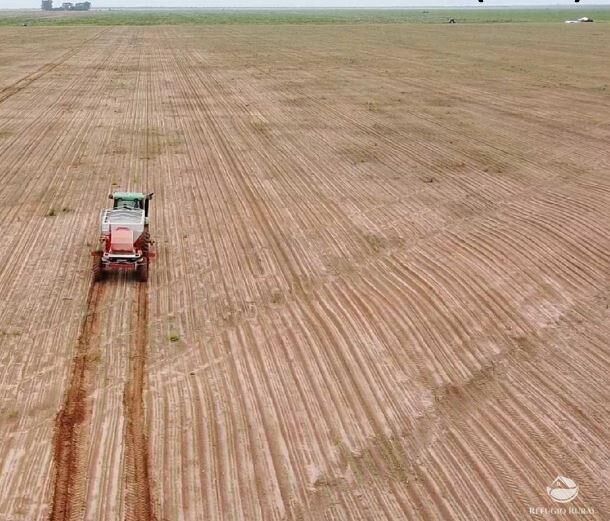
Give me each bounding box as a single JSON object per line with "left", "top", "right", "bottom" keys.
{"left": 109, "top": 192, "right": 154, "bottom": 219}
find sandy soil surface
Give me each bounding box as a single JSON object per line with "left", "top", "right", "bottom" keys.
{"left": 0, "top": 23, "right": 608, "bottom": 521}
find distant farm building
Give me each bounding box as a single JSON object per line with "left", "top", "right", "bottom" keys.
{"left": 41, "top": 1, "right": 91, "bottom": 10}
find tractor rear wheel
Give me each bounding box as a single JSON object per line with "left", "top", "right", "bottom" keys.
{"left": 137, "top": 259, "right": 148, "bottom": 282}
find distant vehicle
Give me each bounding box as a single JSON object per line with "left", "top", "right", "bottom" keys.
{"left": 565, "top": 17, "right": 594, "bottom": 23}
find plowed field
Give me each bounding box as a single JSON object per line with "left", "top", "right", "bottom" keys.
{"left": 0, "top": 23, "right": 608, "bottom": 521}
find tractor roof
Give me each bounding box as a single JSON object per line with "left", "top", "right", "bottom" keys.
{"left": 112, "top": 192, "right": 146, "bottom": 200}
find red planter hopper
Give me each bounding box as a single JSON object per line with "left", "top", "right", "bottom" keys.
{"left": 110, "top": 227, "right": 135, "bottom": 253}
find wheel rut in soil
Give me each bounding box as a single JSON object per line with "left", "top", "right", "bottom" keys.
{"left": 49, "top": 278, "right": 155, "bottom": 521}
{"left": 123, "top": 282, "right": 155, "bottom": 521}
{"left": 49, "top": 281, "right": 105, "bottom": 521}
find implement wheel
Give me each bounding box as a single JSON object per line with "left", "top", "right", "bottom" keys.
{"left": 140, "top": 231, "right": 150, "bottom": 255}
{"left": 137, "top": 259, "right": 149, "bottom": 282}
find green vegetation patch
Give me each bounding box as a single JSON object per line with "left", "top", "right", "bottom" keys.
{"left": 2, "top": 8, "right": 610, "bottom": 27}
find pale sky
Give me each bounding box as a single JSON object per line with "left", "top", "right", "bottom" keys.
{"left": 2, "top": 0, "right": 609, "bottom": 8}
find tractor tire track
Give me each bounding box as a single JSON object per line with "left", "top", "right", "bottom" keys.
{"left": 49, "top": 280, "right": 105, "bottom": 521}
{"left": 123, "top": 282, "right": 155, "bottom": 521}
{"left": 50, "top": 276, "right": 155, "bottom": 521}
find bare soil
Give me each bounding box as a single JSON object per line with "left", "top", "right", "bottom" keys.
{"left": 0, "top": 23, "right": 608, "bottom": 521}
